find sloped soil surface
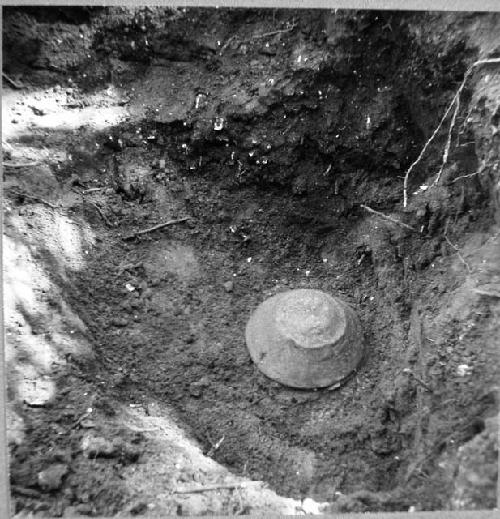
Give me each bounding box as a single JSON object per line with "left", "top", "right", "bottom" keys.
{"left": 3, "top": 7, "right": 499, "bottom": 517}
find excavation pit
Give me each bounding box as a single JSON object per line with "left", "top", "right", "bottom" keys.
{"left": 4, "top": 6, "right": 499, "bottom": 516}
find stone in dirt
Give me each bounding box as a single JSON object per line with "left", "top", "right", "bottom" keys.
{"left": 81, "top": 435, "right": 142, "bottom": 462}
{"left": 450, "top": 414, "right": 499, "bottom": 510}
{"left": 174, "top": 494, "right": 223, "bottom": 516}
{"left": 145, "top": 402, "right": 161, "bottom": 416}
{"left": 110, "top": 317, "right": 129, "bottom": 327}
{"left": 6, "top": 404, "right": 25, "bottom": 446}
{"left": 37, "top": 463, "right": 69, "bottom": 491}
{"left": 81, "top": 435, "right": 117, "bottom": 458}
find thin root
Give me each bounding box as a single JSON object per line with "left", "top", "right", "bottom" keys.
{"left": 432, "top": 69, "right": 473, "bottom": 186}
{"left": 122, "top": 218, "right": 189, "bottom": 240}
{"left": 219, "top": 35, "right": 238, "bottom": 54}
{"left": 444, "top": 219, "right": 472, "bottom": 273}
{"left": 252, "top": 25, "right": 297, "bottom": 39}
{"left": 84, "top": 200, "right": 114, "bottom": 227}
{"left": 206, "top": 435, "right": 225, "bottom": 457}
{"left": 9, "top": 188, "right": 58, "bottom": 209}
{"left": 3, "top": 161, "right": 41, "bottom": 168}
{"left": 219, "top": 25, "right": 296, "bottom": 54}
{"left": 403, "top": 368, "right": 434, "bottom": 393}
{"left": 2, "top": 71, "right": 24, "bottom": 89}
{"left": 175, "top": 481, "right": 263, "bottom": 494}
{"left": 403, "top": 57, "right": 500, "bottom": 207}
{"left": 444, "top": 235, "right": 472, "bottom": 273}
{"left": 360, "top": 204, "right": 416, "bottom": 232}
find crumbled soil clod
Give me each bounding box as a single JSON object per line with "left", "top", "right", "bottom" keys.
{"left": 37, "top": 464, "right": 69, "bottom": 491}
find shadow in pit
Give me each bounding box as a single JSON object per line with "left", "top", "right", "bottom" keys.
{"left": 3, "top": 213, "right": 146, "bottom": 516}
{"left": 3, "top": 163, "right": 137, "bottom": 512}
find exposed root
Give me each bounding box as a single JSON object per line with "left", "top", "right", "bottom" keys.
{"left": 122, "top": 217, "right": 189, "bottom": 240}
{"left": 432, "top": 68, "right": 474, "bottom": 186}
{"left": 360, "top": 204, "right": 416, "bottom": 232}
{"left": 403, "top": 369, "right": 434, "bottom": 393}
{"left": 219, "top": 35, "right": 238, "bottom": 54}
{"left": 3, "top": 161, "right": 41, "bottom": 168}
{"left": 2, "top": 71, "right": 24, "bottom": 89}
{"left": 220, "top": 24, "right": 296, "bottom": 54}
{"left": 403, "top": 58, "right": 500, "bottom": 207}
{"left": 451, "top": 160, "right": 489, "bottom": 184}
{"left": 206, "top": 435, "right": 225, "bottom": 457}
{"left": 444, "top": 234, "right": 472, "bottom": 273}
{"left": 444, "top": 219, "right": 472, "bottom": 273}
{"left": 402, "top": 97, "right": 457, "bottom": 207}
{"left": 174, "top": 481, "right": 264, "bottom": 494}
{"left": 8, "top": 188, "right": 59, "bottom": 209}
{"left": 451, "top": 170, "right": 483, "bottom": 184}
{"left": 252, "top": 25, "right": 297, "bottom": 39}
{"left": 83, "top": 199, "right": 114, "bottom": 227}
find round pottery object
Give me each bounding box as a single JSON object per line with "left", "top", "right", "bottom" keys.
{"left": 245, "top": 288, "right": 364, "bottom": 388}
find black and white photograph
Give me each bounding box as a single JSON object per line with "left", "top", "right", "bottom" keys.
{"left": 2, "top": 3, "right": 499, "bottom": 517}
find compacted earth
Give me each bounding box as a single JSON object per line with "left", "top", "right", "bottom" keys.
{"left": 3, "top": 7, "right": 499, "bottom": 516}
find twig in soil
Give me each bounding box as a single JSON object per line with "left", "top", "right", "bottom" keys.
{"left": 8, "top": 188, "right": 58, "bottom": 209}
{"left": 174, "top": 481, "right": 263, "bottom": 494}
{"left": 219, "top": 35, "right": 238, "bottom": 54}
{"left": 403, "top": 57, "right": 500, "bottom": 208}
{"left": 444, "top": 234, "right": 472, "bottom": 273}
{"left": 234, "top": 488, "right": 244, "bottom": 515}
{"left": 3, "top": 161, "right": 41, "bottom": 168}
{"left": 2, "top": 71, "right": 24, "bottom": 89}
{"left": 444, "top": 219, "right": 472, "bottom": 273}
{"left": 219, "top": 24, "right": 296, "bottom": 55}
{"left": 360, "top": 204, "right": 416, "bottom": 232}
{"left": 70, "top": 409, "right": 93, "bottom": 431}
{"left": 251, "top": 24, "right": 297, "bottom": 39}
{"left": 122, "top": 217, "right": 189, "bottom": 240}
{"left": 83, "top": 199, "right": 113, "bottom": 227}
{"left": 451, "top": 170, "right": 482, "bottom": 183}
{"left": 402, "top": 368, "right": 434, "bottom": 393}
{"left": 82, "top": 187, "right": 104, "bottom": 194}
{"left": 451, "top": 162, "right": 488, "bottom": 184}
{"left": 206, "top": 435, "right": 225, "bottom": 457}
{"left": 125, "top": 425, "right": 158, "bottom": 433}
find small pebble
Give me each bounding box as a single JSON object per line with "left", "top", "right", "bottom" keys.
{"left": 223, "top": 280, "right": 234, "bottom": 292}
{"left": 37, "top": 464, "right": 68, "bottom": 491}
{"left": 79, "top": 419, "right": 96, "bottom": 429}
{"left": 110, "top": 317, "right": 128, "bottom": 328}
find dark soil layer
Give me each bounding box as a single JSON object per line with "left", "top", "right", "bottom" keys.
{"left": 4, "top": 7, "right": 499, "bottom": 516}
